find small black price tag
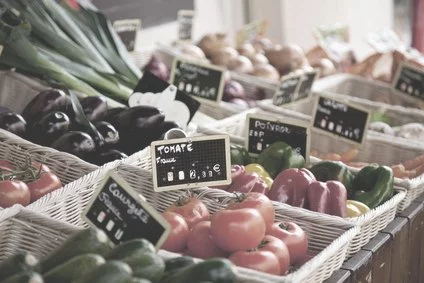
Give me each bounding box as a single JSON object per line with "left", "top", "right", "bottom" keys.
{"left": 393, "top": 63, "right": 424, "bottom": 102}
{"left": 245, "top": 113, "right": 310, "bottom": 162}
{"left": 113, "top": 19, "right": 141, "bottom": 52}
{"left": 151, "top": 135, "right": 231, "bottom": 192}
{"left": 272, "top": 70, "right": 317, "bottom": 106}
{"left": 178, "top": 10, "right": 194, "bottom": 41}
{"left": 83, "top": 171, "right": 170, "bottom": 248}
{"left": 312, "top": 95, "right": 370, "bottom": 144}
{"left": 169, "top": 58, "right": 225, "bottom": 104}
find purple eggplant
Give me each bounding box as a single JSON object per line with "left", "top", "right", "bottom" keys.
{"left": 0, "top": 112, "right": 26, "bottom": 137}
{"left": 81, "top": 96, "right": 108, "bottom": 122}
{"left": 87, "top": 149, "right": 128, "bottom": 166}
{"left": 94, "top": 121, "right": 119, "bottom": 148}
{"left": 30, "top": 111, "right": 71, "bottom": 146}
{"left": 51, "top": 131, "right": 96, "bottom": 159}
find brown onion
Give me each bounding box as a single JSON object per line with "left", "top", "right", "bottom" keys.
{"left": 252, "top": 64, "right": 280, "bottom": 82}
{"left": 210, "top": 47, "right": 238, "bottom": 67}
{"left": 179, "top": 43, "right": 207, "bottom": 60}
{"left": 311, "top": 58, "right": 336, "bottom": 77}
{"left": 227, "top": 55, "right": 254, "bottom": 74}
{"left": 197, "top": 33, "right": 231, "bottom": 58}
{"left": 250, "top": 53, "right": 269, "bottom": 66}
{"left": 251, "top": 37, "right": 273, "bottom": 53}
{"left": 237, "top": 43, "right": 256, "bottom": 58}
{"left": 265, "top": 44, "right": 309, "bottom": 75}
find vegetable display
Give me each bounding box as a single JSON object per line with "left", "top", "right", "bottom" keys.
{"left": 161, "top": 193, "right": 310, "bottom": 276}
{"left": 0, "top": 227, "right": 237, "bottom": 283}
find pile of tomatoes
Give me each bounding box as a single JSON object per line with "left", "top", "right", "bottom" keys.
{"left": 161, "top": 192, "right": 311, "bottom": 276}
{"left": 0, "top": 159, "right": 62, "bottom": 208}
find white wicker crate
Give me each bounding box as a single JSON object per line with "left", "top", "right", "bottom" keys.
{"left": 26, "top": 161, "right": 360, "bottom": 282}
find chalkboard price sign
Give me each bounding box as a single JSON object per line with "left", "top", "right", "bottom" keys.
{"left": 245, "top": 114, "right": 310, "bottom": 161}
{"left": 170, "top": 58, "right": 225, "bottom": 103}
{"left": 112, "top": 19, "right": 141, "bottom": 52}
{"left": 393, "top": 63, "right": 424, "bottom": 102}
{"left": 151, "top": 135, "right": 231, "bottom": 192}
{"left": 272, "top": 70, "right": 317, "bottom": 106}
{"left": 312, "top": 96, "right": 370, "bottom": 144}
{"left": 83, "top": 171, "right": 170, "bottom": 247}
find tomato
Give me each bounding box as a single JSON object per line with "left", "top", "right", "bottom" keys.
{"left": 227, "top": 192, "right": 275, "bottom": 230}
{"left": 260, "top": 235, "right": 290, "bottom": 275}
{"left": 161, "top": 211, "right": 189, "bottom": 252}
{"left": 31, "top": 162, "right": 51, "bottom": 173}
{"left": 295, "top": 251, "right": 317, "bottom": 268}
{"left": 211, "top": 208, "right": 266, "bottom": 253}
{"left": 229, "top": 250, "right": 281, "bottom": 275}
{"left": 166, "top": 197, "right": 210, "bottom": 228}
{"left": 0, "top": 160, "right": 15, "bottom": 172}
{"left": 0, "top": 180, "right": 30, "bottom": 208}
{"left": 27, "top": 172, "right": 62, "bottom": 203}
{"left": 267, "top": 222, "right": 308, "bottom": 265}
{"left": 186, "top": 221, "right": 228, "bottom": 259}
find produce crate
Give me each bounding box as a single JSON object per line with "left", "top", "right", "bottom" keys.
{"left": 195, "top": 108, "right": 407, "bottom": 255}
{"left": 27, "top": 161, "right": 360, "bottom": 282}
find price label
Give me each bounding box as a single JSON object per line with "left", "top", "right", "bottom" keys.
{"left": 83, "top": 171, "right": 171, "bottom": 247}
{"left": 367, "top": 29, "right": 402, "bottom": 53}
{"left": 170, "top": 58, "right": 225, "bottom": 104}
{"left": 312, "top": 95, "right": 370, "bottom": 144}
{"left": 236, "top": 20, "right": 268, "bottom": 47}
{"left": 272, "top": 70, "right": 318, "bottom": 106}
{"left": 178, "top": 10, "right": 194, "bottom": 41}
{"left": 151, "top": 135, "right": 231, "bottom": 192}
{"left": 393, "top": 63, "right": 424, "bottom": 102}
{"left": 245, "top": 114, "right": 310, "bottom": 162}
{"left": 113, "top": 19, "right": 141, "bottom": 52}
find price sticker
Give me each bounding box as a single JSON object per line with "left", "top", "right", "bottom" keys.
{"left": 170, "top": 58, "right": 225, "bottom": 104}
{"left": 113, "top": 19, "right": 141, "bottom": 52}
{"left": 151, "top": 135, "right": 231, "bottom": 192}
{"left": 178, "top": 10, "right": 194, "bottom": 41}
{"left": 245, "top": 113, "right": 310, "bottom": 162}
{"left": 392, "top": 62, "right": 424, "bottom": 102}
{"left": 273, "top": 70, "right": 318, "bottom": 106}
{"left": 312, "top": 95, "right": 370, "bottom": 145}
{"left": 83, "top": 171, "right": 171, "bottom": 248}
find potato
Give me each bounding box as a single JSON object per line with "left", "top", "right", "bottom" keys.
{"left": 250, "top": 53, "right": 269, "bottom": 66}
{"left": 237, "top": 43, "right": 256, "bottom": 58}
{"left": 227, "top": 55, "right": 254, "bottom": 74}
{"left": 197, "top": 33, "right": 231, "bottom": 58}
{"left": 210, "top": 47, "right": 238, "bottom": 67}
{"left": 179, "top": 43, "right": 207, "bottom": 60}
{"left": 252, "top": 64, "right": 280, "bottom": 82}
{"left": 265, "top": 43, "right": 309, "bottom": 75}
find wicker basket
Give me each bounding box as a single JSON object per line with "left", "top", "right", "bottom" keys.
{"left": 0, "top": 206, "right": 358, "bottom": 283}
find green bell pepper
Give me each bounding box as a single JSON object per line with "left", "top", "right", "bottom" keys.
{"left": 257, "top": 141, "right": 305, "bottom": 179}
{"left": 352, "top": 165, "right": 394, "bottom": 209}
{"left": 309, "top": 161, "right": 354, "bottom": 197}
{"left": 230, "top": 144, "right": 251, "bottom": 165}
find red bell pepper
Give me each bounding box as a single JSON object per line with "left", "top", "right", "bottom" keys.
{"left": 307, "top": 181, "right": 347, "bottom": 217}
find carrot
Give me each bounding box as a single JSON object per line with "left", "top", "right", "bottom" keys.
{"left": 310, "top": 149, "right": 319, "bottom": 157}
{"left": 401, "top": 154, "right": 424, "bottom": 170}
{"left": 324, "top": 153, "right": 342, "bottom": 161}
{"left": 392, "top": 164, "right": 416, "bottom": 179}
{"left": 340, "top": 149, "right": 359, "bottom": 162}
{"left": 413, "top": 164, "right": 424, "bottom": 178}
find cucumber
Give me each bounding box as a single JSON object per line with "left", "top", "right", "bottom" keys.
{"left": 41, "top": 228, "right": 111, "bottom": 273}
{"left": 165, "top": 256, "right": 195, "bottom": 272}
{"left": 106, "top": 239, "right": 155, "bottom": 260}
{"left": 124, "top": 278, "right": 152, "bottom": 283}
{"left": 43, "top": 254, "right": 105, "bottom": 283}
{"left": 121, "top": 252, "right": 165, "bottom": 282}
{"left": 0, "top": 271, "right": 43, "bottom": 283}
{"left": 0, "top": 251, "right": 40, "bottom": 280}
{"left": 72, "top": 260, "right": 132, "bottom": 283}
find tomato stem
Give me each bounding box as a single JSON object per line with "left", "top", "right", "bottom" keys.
{"left": 0, "top": 158, "right": 47, "bottom": 183}
{"left": 279, "top": 223, "right": 290, "bottom": 230}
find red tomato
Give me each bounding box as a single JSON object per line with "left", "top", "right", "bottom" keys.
{"left": 161, "top": 211, "right": 189, "bottom": 252}
{"left": 267, "top": 222, "right": 308, "bottom": 265}
{"left": 260, "top": 235, "right": 290, "bottom": 275}
{"left": 166, "top": 197, "right": 210, "bottom": 228}
{"left": 211, "top": 208, "right": 266, "bottom": 253}
{"left": 227, "top": 192, "right": 275, "bottom": 230}
{"left": 27, "top": 172, "right": 62, "bottom": 203}
{"left": 229, "top": 250, "right": 281, "bottom": 275}
{"left": 0, "top": 160, "right": 15, "bottom": 172}
{"left": 295, "top": 251, "right": 317, "bottom": 268}
{"left": 0, "top": 180, "right": 30, "bottom": 208}
{"left": 31, "top": 162, "right": 51, "bottom": 173}
{"left": 186, "top": 221, "right": 228, "bottom": 259}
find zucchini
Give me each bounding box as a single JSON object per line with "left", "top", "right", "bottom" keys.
{"left": 72, "top": 260, "right": 132, "bottom": 283}
{"left": 106, "top": 239, "right": 155, "bottom": 260}
{"left": 0, "top": 251, "right": 40, "bottom": 280}
{"left": 124, "top": 278, "right": 152, "bottom": 283}
{"left": 41, "top": 228, "right": 111, "bottom": 273}
{"left": 121, "top": 252, "right": 165, "bottom": 282}
{"left": 161, "top": 258, "right": 236, "bottom": 283}
{"left": 165, "top": 256, "right": 195, "bottom": 272}
{"left": 43, "top": 254, "right": 105, "bottom": 283}
{"left": 0, "top": 271, "right": 43, "bottom": 283}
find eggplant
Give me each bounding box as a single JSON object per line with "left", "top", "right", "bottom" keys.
{"left": 0, "top": 106, "right": 11, "bottom": 113}
{"left": 102, "top": 107, "right": 127, "bottom": 123}
{"left": 51, "top": 131, "right": 96, "bottom": 159}
{"left": 94, "top": 121, "right": 119, "bottom": 148}
{"left": 159, "top": 121, "right": 182, "bottom": 139}
{"left": 81, "top": 96, "right": 108, "bottom": 122}
{"left": 22, "top": 89, "right": 72, "bottom": 125}
{"left": 0, "top": 112, "right": 26, "bottom": 137}
{"left": 87, "top": 149, "right": 128, "bottom": 166}
{"left": 30, "top": 111, "right": 71, "bottom": 146}
{"left": 113, "top": 106, "right": 162, "bottom": 129}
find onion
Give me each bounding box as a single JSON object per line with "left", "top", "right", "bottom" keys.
{"left": 237, "top": 43, "right": 256, "bottom": 58}
{"left": 223, "top": 80, "right": 246, "bottom": 101}
{"left": 250, "top": 53, "right": 269, "bottom": 66}
{"left": 210, "top": 47, "right": 238, "bottom": 67}
{"left": 311, "top": 58, "right": 336, "bottom": 77}
{"left": 227, "top": 56, "right": 254, "bottom": 74}
{"left": 229, "top": 98, "right": 250, "bottom": 109}
{"left": 197, "top": 33, "right": 231, "bottom": 58}
{"left": 252, "top": 64, "right": 280, "bottom": 82}
{"left": 179, "top": 43, "right": 206, "bottom": 60}
{"left": 251, "top": 37, "right": 273, "bottom": 53}
{"left": 265, "top": 44, "right": 309, "bottom": 75}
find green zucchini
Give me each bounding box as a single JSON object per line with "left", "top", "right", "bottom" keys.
{"left": 72, "top": 261, "right": 132, "bottom": 283}
{"left": 43, "top": 254, "right": 105, "bottom": 283}
{"left": 41, "top": 228, "right": 111, "bottom": 273}
{"left": 124, "top": 278, "right": 152, "bottom": 283}
{"left": 0, "top": 251, "right": 40, "bottom": 280}
{"left": 0, "top": 270, "right": 43, "bottom": 283}
{"left": 165, "top": 256, "right": 195, "bottom": 272}
{"left": 121, "top": 252, "right": 165, "bottom": 282}
{"left": 106, "top": 239, "right": 155, "bottom": 260}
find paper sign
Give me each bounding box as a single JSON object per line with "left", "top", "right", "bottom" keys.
{"left": 113, "top": 19, "right": 141, "bottom": 52}
{"left": 273, "top": 70, "right": 318, "bottom": 106}
{"left": 178, "top": 10, "right": 194, "bottom": 41}
{"left": 236, "top": 20, "right": 268, "bottom": 47}
{"left": 245, "top": 113, "right": 310, "bottom": 162}
{"left": 83, "top": 171, "right": 171, "bottom": 248}
{"left": 151, "top": 135, "right": 231, "bottom": 192}
{"left": 367, "top": 29, "right": 402, "bottom": 53}
{"left": 169, "top": 58, "right": 225, "bottom": 104}
{"left": 312, "top": 95, "right": 370, "bottom": 144}
{"left": 393, "top": 62, "right": 424, "bottom": 102}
